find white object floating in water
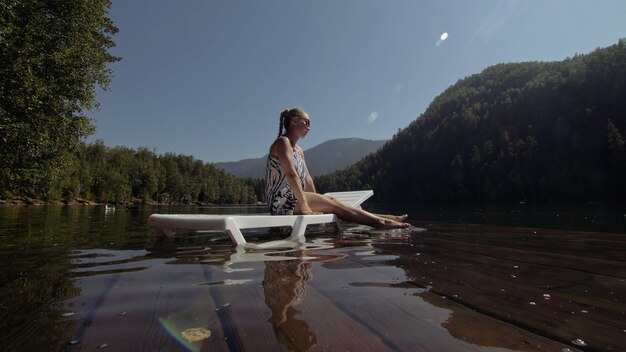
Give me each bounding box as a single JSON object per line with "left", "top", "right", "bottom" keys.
{"left": 571, "top": 338, "right": 587, "bottom": 346}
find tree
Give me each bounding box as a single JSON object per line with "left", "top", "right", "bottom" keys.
{"left": 0, "top": 0, "right": 119, "bottom": 198}
{"left": 607, "top": 119, "right": 625, "bottom": 152}
{"left": 607, "top": 118, "right": 626, "bottom": 199}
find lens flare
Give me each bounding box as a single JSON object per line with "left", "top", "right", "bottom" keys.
{"left": 435, "top": 32, "right": 449, "bottom": 46}
{"left": 159, "top": 317, "right": 199, "bottom": 352}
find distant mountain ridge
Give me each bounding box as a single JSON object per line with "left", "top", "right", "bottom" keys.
{"left": 214, "top": 138, "right": 387, "bottom": 178}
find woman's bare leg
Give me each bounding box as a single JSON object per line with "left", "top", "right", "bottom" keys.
{"left": 299, "top": 192, "right": 410, "bottom": 229}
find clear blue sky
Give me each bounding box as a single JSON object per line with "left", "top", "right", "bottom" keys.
{"left": 90, "top": 0, "right": 626, "bottom": 163}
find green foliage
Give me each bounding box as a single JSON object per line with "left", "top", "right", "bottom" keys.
{"left": 241, "top": 178, "right": 265, "bottom": 203}
{"left": 0, "top": 0, "right": 119, "bottom": 198}
{"left": 316, "top": 40, "right": 626, "bottom": 202}
{"left": 48, "top": 141, "right": 259, "bottom": 204}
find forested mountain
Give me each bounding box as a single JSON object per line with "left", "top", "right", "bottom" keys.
{"left": 215, "top": 138, "right": 387, "bottom": 178}
{"left": 316, "top": 40, "right": 626, "bottom": 203}
{"left": 47, "top": 141, "right": 257, "bottom": 204}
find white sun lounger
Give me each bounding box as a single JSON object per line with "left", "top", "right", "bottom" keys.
{"left": 148, "top": 190, "right": 374, "bottom": 247}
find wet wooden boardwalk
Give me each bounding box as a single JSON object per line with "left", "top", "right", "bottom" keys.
{"left": 368, "top": 222, "right": 626, "bottom": 351}
{"left": 64, "top": 222, "right": 625, "bottom": 351}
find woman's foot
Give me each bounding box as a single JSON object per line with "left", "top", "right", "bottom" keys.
{"left": 373, "top": 218, "right": 411, "bottom": 229}
{"left": 377, "top": 214, "right": 409, "bottom": 222}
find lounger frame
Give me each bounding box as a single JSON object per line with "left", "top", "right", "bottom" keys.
{"left": 148, "top": 190, "right": 373, "bottom": 247}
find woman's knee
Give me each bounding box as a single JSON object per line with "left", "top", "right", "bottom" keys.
{"left": 325, "top": 196, "right": 339, "bottom": 205}
{"left": 306, "top": 193, "right": 341, "bottom": 213}
{"left": 322, "top": 195, "right": 348, "bottom": 213}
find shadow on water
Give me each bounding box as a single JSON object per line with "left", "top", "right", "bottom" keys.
{"left": 0, "top": 204, "right": 624, "bottom": 351}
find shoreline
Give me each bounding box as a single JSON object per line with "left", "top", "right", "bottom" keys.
{"left": 0, "top": 198, "right": 264, "bottom": 207}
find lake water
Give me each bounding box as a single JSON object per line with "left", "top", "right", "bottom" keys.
{"left": 1, "top": 204, "right": 625, "bottom": 351}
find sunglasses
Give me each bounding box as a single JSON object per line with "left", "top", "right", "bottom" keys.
{"left": 295, "top": 118, "right": 311, "bottom": 127}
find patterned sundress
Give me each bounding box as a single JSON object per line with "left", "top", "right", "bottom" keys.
{"left": 265, "top": 146, "right": 307, "bottom": 215}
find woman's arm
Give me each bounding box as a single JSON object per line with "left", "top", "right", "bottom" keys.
{"left": 305, "top": 174, "right": 316, "bottom": 193}
{"left": 272, "top": 137, "right": 316, "bottom": 214}
{"left": 298, "top": 147, "right": 316, "bottom": 193}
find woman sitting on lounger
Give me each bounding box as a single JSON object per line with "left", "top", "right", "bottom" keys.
{"left": 265, "top": 108, "right": 410, "bottom": 229}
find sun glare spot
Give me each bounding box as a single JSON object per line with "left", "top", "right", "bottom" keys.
{"left": 436, "top": 32, "right": 449, "bottom": 47}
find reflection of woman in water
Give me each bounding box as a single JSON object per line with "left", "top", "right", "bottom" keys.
{"left": 262, "top": 253, "right": 346, "bottom": 351}
{"left": 263, "top": 260, "right": 316, "bottom": 351}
